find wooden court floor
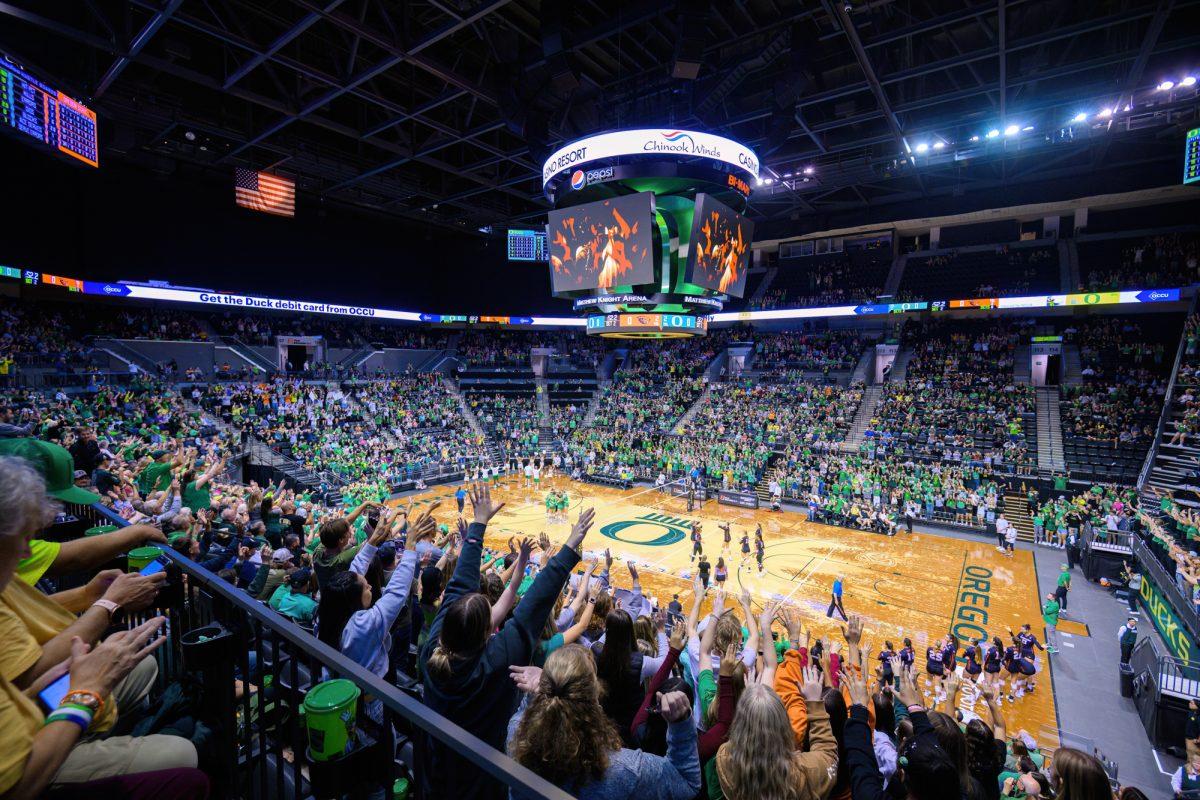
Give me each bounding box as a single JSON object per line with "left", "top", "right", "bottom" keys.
{"left": 398, "top": 474, "right": 1060, "bottom": 742}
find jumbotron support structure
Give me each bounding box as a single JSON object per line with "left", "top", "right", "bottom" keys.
{"left": 542, "top": 129, "right": 759, "bottom": 338}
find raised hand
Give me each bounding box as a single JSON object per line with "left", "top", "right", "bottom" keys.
{"left": 658, "top": 690, "right": 691, "bottom": 723}
{"left": 896, "top": 665, "right": 922, "bottom": 708}
{"left": 842, "top": 614, "right": 864, "bottom": 646}
{"left": 719, "top": 642, "right": 740, "bottom": 678}
{"left": 565, "top": 508, "right": 596, "bottom": 553}
{"left": 470, "top": 482, "right": 506, "bottom": 524}
{"left": 516, "top": 537, "right": 534, "bottom": 564}
{"left": 779, "top": 606, "right": 803, "bottom": 644}
{"left": 842, "top": 662, "right": 870, "bottom": 707}
{"left": 508, "top": 664, "right": 542, "bottom": 694}
{"left": 800, "top": 664, "right": 825, "bottom": 701}
{"left": 669, "top": 624, "right": 687, "bottom": 652}
{"left": 538, "top": 531, "right": 551, "bottom": 552}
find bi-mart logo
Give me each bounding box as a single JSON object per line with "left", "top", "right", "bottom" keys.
{"left": 600, "top": 513, "right": 693, "bottom": 547}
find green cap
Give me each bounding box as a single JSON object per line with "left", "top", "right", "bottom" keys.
{"left": 0, "top": 438, "right": 100, "bottom": 505}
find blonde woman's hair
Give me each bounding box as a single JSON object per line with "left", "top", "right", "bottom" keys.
{"left": 720, "top": 684, "right": 802, "bottom": 800}
{"left": 0, "top": 457, "right": 60, "bottom": 540}
{"left": 633, "top": 616, "right": 656, "bottom": 656}
{"left": 714, "top": 610, "right": 743, "bottom": 655}
{"left": 510, "top": 644, "right": 622, "bottom": 788}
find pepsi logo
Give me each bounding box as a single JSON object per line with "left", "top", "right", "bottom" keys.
{"left": 570, "top": 170, "right": 586, "bottom": 190}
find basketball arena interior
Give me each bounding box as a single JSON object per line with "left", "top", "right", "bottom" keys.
{"left": 0, "top": 1, "right": 1199, "bottom": 798}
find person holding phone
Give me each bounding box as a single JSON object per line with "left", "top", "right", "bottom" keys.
{"left": 0, "top": 456, "right": 208, "bottom": 798}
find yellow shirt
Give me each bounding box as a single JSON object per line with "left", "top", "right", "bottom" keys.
{"left": 15, "top": 539, "right": 60, "bottom": 585}
{"left": 0, "top": 674, "right": 42, "bottom": 795}
{"left": 0, "top": 578, "right": 116, "bottom": 732}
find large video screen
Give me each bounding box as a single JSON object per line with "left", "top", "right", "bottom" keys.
{"left": 548, "top": 192, "right": 656, "bottom": 293}
{"left": 686, "top": 193, "right": 754, "bottom": 297}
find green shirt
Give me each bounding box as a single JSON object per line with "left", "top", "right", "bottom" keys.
{"left": 182, "top": 480, "right": 211, "bottom": 513}
{"left": 1042, "top": 599, "right": 1060, "bottom": 626}
{"left": 1057, "top": 571, "right": 1071, "bottom": 588}
{"left": 138, "top": 461, "right": 173, "bottom": 493}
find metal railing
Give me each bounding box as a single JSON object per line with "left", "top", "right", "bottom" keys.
{"left": 1131, "top": 534, "right": 1200, "bottom": 648}
{"left": 1137, "top": 293, "right": 1197, "bottom": 489}
{"left": 68, "top": 501, "right": 571, "bottom": 800}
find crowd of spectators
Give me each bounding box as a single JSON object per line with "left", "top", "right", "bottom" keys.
{"left": 202, "top": 376, "right": 484, "bottom": 489}
{"left": 0, "top": 296, "right": 97, "bottom": 368}
{"left": 1081, "top": 231, "right": 1200, "bottom": 291}
{"left": 1059, "top": 317, "right": 1168, "bottom": 447}
{"left": 754, "top": 330, "right": 864, "bottom": 373}
{"left": 469, "top": 393, "right": 544, "bottom": 459}
{"left": 88, "top": 308, "right": 211, "bottom": 341}
{"left": 868, "top": 321, "right": 1036, "bottom": 473}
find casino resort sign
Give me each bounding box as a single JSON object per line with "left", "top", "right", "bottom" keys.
{"left": 542, "top": 129, "right": 761, "bottom": 188}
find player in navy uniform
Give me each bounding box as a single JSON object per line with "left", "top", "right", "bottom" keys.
{"left": 740, "top": 531, "right": 751, "bottom": 558}
{"left": 1012, "top": 624, "right": 1044, "bottom": 695}
{"left": 899, "top": 638, "right": 916, "bottom": 673}
{"left": 754, "top": 531, "right": 765, "bottom": 573}
{"left": 719, "top": 521, "right": 732, "bottom": 553}
{"left": 940, "top": 635, "right": 959, "bottom": 676}
{"left": 983, "top": 636, "right": 1004, "bottom": 694}
{"left": 963, "top": 638, "right": 983, "bottom": 683}
{"left": 925, "top": 637, "right": 946, "bottom": 701}
{"left": 878, "top": 641, "right": 897, "bottom": 687}
{"left": 690, "top": 523, "right": 703, "bottom": 562}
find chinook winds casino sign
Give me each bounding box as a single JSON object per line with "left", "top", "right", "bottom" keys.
{"left": 541, "top": 129, "right": 761, "bottom": 188}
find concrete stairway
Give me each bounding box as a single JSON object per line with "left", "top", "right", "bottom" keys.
{"left": 883, "top": 253, "right": 908, "bottom": 296}
{"left": 1013, "top": 344, "right": 1032, "bottom": 384}
{"left": 840, "top": 384, "right": 883, "bottom": 452}
{"left": 674, "top": 385, "right": 712, "bottom": 433}
{"left": 850, "top": 348, "right": 873, "bottom": 385}
{"left": 1003, "top": 491, "right": 1036, "bottom": 543}
{"left": 535, "top": 376, "right": 551, "bottom": 416}
{"left": 1062, "top": 346, "right": 1083, "bottom": 387}
{"left": 888, "top": 347, "right": 914, "bottom": 382}
{"left": 1035, "top": 387, "right": 1067, "bottom": 474}
{"left": 582, "top": 380, "right": 610, "bottom": 428}
{"left": 754, "top": 454, "right": 787, "bottom": 504}
{"left": 93, "top": 338, "right": 158, "bottom": 372}
{"left": 442, "top": 374, "right": 489, "bottom": 445}
{"left": 1059, "top": 239, "right": 1077, "bottom": 292}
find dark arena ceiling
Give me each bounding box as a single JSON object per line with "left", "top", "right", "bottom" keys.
{"left": 2, "top": 0, "right": 1199, "bottom": 236}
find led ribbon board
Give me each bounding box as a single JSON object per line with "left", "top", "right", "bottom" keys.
{"left": 1, "top": 269, "right": 1179, "bottom": 327}
{"left": 542, "top": 129, "right": 760, "bottom": 189}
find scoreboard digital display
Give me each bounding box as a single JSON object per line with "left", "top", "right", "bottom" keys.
{"left": 507, "top": 229, "right": 548, "bottom": 261}
{"left": 0, "top": 54, "right": 98, "bottom": 167}
{"left": 1185, "top": 128, "right": 1200, "bottom": 185}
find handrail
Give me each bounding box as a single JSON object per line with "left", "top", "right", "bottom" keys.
{"left": 1131, "top": 534, "right": 1200, "bottom": 647}
{"left": 75, "top": 501, "right": 573, "bottom": 799}
{"left": 1138, "top": 293, "right": 1197, "bottom": 489}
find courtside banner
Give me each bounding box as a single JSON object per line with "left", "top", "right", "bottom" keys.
{"left": 542, "top": 129, "right": 760, "bottom": 186}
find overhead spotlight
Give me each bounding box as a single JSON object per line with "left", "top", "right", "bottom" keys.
{"left": 932, "top": 141, "right": 945, "bottom": 150}
{"left": 184, "top": 130, "right": 196, "bottom": 141}
{"left": 763, "top": 178, "right": 774, "bottom": 185}
{"left": 1157, "top": 80, "right": 1175, "bottom": 91}
{"left": 1022, "top": 125, "right": 1035, "bottom": 131}
{"left": 915, "top": 142, "right": 929, "bottom": 153}
{"left": 755, "top": 178, "right": 764, "bottom": 186}
{"left": 1181, "top": 76, "right": 1197, "bottom": 87}
{"left": 969, "top": 135, "right": 981, "bottom": 142}
{"left": 1098, "top": 107, "right": 1113, "bottom": 118}
{"left": 986, "top": 129, "right": 1000, "bottom": 139}
{"left": 783, "top": 172, "right": 792, "bottom": 178}
{"left": 1072, "top": 112, "right": 1088, "bottom": 122}
{"left": 1004, "top": 124, "right": 1020, "bottom": 136}
{"left": 1123, "top": 104, "right": 1131, "bottom": 111}
{"left": 802, "top": 177, "right": 810, "bottom": 182}
{"left": 802, "top": 166, "right": 814, "bottom": 175}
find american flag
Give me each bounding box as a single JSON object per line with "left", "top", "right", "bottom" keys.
{"left": 234, "top": 167, "right": 295, "bottom": 217}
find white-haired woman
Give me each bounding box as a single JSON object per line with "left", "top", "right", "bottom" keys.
{"left": 0, "top": 456, "right": 208, "bottom": 799}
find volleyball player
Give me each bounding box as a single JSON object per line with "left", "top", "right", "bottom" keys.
{"left": 878, "top": 640, "right": 897, "bottom": 687}
{"left": 925, "top": 636, "right": 947, "bottom": 702}
{"left": 941, "top": 634, "right": 960, "bottom": 679}
{"left": 740, "top": 530, "right": 750, "bottom": 560}
{"left": 544, "top": 490, "right": 555, "bottom": 522}
{"left": 719, "top": 521, "right": 732, "bottom": 553}
{"left": 690, "top": 522, "right": 703, "bottom": 562}
{"left": 899, "top": 637, "right": 916, "bottom": 674}
{"left": 714, "top": 556, "right": 728, "bottom": 587}
{"left": 983, "top": 636, "right": 1004, "bottom": 694}
{"left": 754, "top": 530, "right": 765, "bottom": 573}
{"left": 1012, "top": 624, "right": 1044, "bottom": 694}
{"left": 963, "top": 638, "right": 983, "bottom": 684}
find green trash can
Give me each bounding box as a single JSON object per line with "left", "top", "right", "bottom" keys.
{"left": 303, "top": 679, "right": 360, "bottom": 762}
{"left": 85, "top": 525, "right": 119, "bottom": 537}
{"left": 127, "top": 546, "right": 162, "bottom": 572}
